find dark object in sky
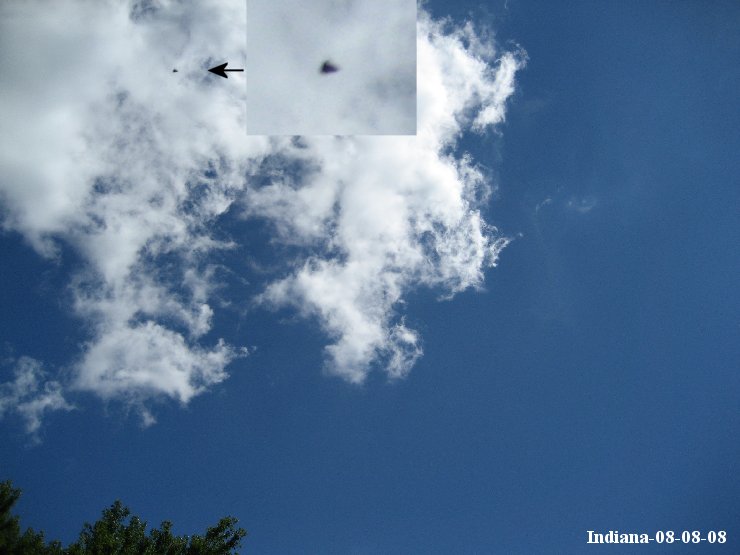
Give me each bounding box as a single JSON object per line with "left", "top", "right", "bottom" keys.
{"left": 320, "top": 61, "right": 339, "bottom": 74}
{"left": 172, "top": 69, "right": 178, "bottom": 72}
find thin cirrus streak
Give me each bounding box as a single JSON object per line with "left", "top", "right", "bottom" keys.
{"left": 0, "top": 0, "right": 524, "bottom": 432}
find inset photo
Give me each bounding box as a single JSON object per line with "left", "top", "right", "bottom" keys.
{"left": 247, "top": 0, "right": 417, "bottom": 135}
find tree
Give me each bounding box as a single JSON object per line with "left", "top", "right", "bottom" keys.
{"left": 0, "top": 481, "right": 62, "bottom": 554}
{"left": 0, "top": 480, "right": 246, "bottom": 554}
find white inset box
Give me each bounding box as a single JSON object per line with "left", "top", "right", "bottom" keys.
{"left": 247, "top": 0, "right": 417, "bottom": 135}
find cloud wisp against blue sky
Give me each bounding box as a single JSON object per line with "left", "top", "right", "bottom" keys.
{"left": 0, "top": 357, "right": 72, "bottom": 439}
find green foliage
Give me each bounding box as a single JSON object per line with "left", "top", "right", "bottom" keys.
{"left": 0, "top": 481, "right": 246, "bottom": 554}
{"left": 0, "top": 480, "right": 62, "bottom": 554}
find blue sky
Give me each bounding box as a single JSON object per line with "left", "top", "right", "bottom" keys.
{"left": 1, "top": 0, "right": 739, "bottom": 553}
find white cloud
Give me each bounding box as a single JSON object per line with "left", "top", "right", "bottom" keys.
{"left": 0, "top": 0, "right": 261, "bottom": 423}
{"left": 75, "top": 322, "right": 237, "bottom": 405}
{"left": 252, "top": 14, "right": 523, "bottom": 381}
{"left": 0, "top": 0, "right": 524, "bottom": 429}
{"left": 0, "top": 357, "right": 73, "bottom": 436}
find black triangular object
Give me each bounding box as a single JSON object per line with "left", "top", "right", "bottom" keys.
{"left": 320, "top": 61, "right": 339, "bottom": 74}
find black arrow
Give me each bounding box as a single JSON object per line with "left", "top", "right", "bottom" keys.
{"left": 208, "top": 62, "right": 244, "bottom": 78}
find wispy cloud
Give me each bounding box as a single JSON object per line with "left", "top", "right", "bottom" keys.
{"left": 0, "top": 0, "right": 524, "bottom": 431}
{"left": 534, "top": 195, "right": 597, "bottom": 215}
{"left": 566, "top": 196, "right": 598, "bottom": 214}
{"left": 0, "top": 357, "right": 73, "bottom": 438}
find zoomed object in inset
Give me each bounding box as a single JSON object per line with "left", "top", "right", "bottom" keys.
{"left": 320, "top": 60, "right": 339, "bottom": 74}
{"left": 246, "top": 0, "right": 417, "bottom": 135}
